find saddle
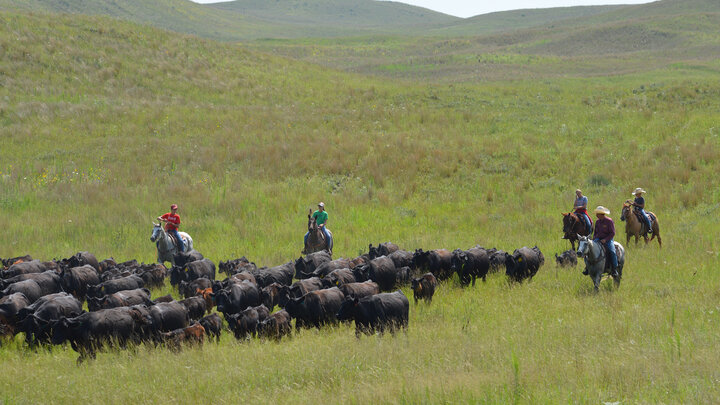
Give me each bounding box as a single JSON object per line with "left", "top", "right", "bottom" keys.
{"left": 633, "top": 210, "right": 655, "bottom": 230}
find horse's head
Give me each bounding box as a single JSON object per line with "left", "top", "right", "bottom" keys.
{"left": 562, "top": 213, "right": 574, "bottom": 233}
{"left": 576, "top": 234, "right": 591, "bottom": 258}
{"left": 307, "top": 211, "right": 317, "bottom": 232}
{"left": 150, "top": 223, "right": 163, "bottom": 242}
{"left": 620, "top": 201, "right": 632, "bottom": 221}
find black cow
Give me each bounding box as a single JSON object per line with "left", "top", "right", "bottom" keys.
{"left": 173, "top": 250, "right": 204, "bottom": 268}
{"left": 179, "top": 296, "right": 207, "bottom": 320}
{"left": 411, "top": 273, "right": 438, "bottom": 304}
{"left": 148, "top": 301, "right": 190, "bottom": 337}
{"left": 487, "top": 248, "right": 510, "bottom": 273}
{"left": 199, "top": 313, "right": 223, "bottom": 343}
{"left": 322, "top": 268, "right": 356, "bottom": 288}
{"left": 1, "top": 255, "right": 33, "bottom": 269}
{"left": 294, "top": 251, "right": 332, "bottom": 279}
{"left": 336, "top": 290, "right": 409, "bottom": 336}
{"left": 555, "top": 250, "right": 578, "bottom": 267}
{"left": 1, "top": 279, "right": 43, "bottom": 303}
{"left": 367, "top": 256, "right": 398, "bottom": 292}
{"left": 260, "top": 283, "right": 283, "bottom": 310}
{"left": 87, "top": 288, "right": 154, "bottom": 311}
{"left": 52, "top": 306, "right": 149, "bottom": 362}
{"left": 179, "top": 278, "right": 213, "bottom": 299}
{"left": 395, "top": 266, "right": 412, "bottom": 286}
{"left": 87, "top": 275, "right": 144, "bottom": 298}
{"left": 0, "top": 271, "right": 63, "bottom": 296}
{"left": 218, "top": 256, "right": 257, "bottom": 276}
{"left": 252, "top": 262, "right": 294, "bottom": 288}
{"left": 413, "top": 249, "right": 453, "bottom": 280}
{"left": 284, "top": 287, "right": 345, "bottom": 330}
{"left": 368, "top": 242, "right": 399, "bottom": 259}
{"left": 153, "top": 294, "right": 174, "bottom": 304}
{"left": 137, "top": 264, "right": 167, "bottom": 289}
{"left": 226, "top": 304, "right": 270, "bottom": 339}
{"left": 505, "top": 246, "right": 545, "bottom": 282}
{"left": 387, "top": 250, "right": 414, "bottom": 270}
{"left": 214, "top": 280, "right": 261, "bottom": 316}
{"left": 1, "top": 260, "right": 46, "bottom": 279}
{"left": 258, "top": 310, "right": 292, "bottom": 340}
{"left": 278, "top": 278, "right": 325, "bottom": 308}
{"left": 304, "top": 258, "right": 353, "bottom": 279}
{"left": 57, "top": 251, "right": 100, "bottom": 272}
{"left": 339, "top": 281, "right": 380, "bottom": 300}
{"left": 0, "top": 292, "right": 31, "bottom": 327}
{"left": 61, "top": 265, "right": 100, "bottom": 300}
{"left": 21, "top": 293, "right": 83, "bottom": 346}
{"left": 451, "top": 247, "right": 490, "bottom": 287}
{"left": 186, "top": 259, "right": 216, "bottom": 281}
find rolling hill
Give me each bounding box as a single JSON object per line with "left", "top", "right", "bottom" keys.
{"left": 0, "top": 0, "right": 459, "bottom": 39}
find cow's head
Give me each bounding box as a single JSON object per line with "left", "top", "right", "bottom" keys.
{"left": 336, "top": 297, "right": 359, "bottom": 321}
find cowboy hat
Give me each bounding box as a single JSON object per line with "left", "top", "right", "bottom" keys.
{"left": 632, "top": 187, "right": 646, "bottom": 196}
{"left": 594, "top": 206, "right": 610, "bottom": 215}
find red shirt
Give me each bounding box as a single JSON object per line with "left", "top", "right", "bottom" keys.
{"left": 593, "top": 217, "right": 615, "bottom": 242}
{"left": 160, "top": 213, "right": 180, "bottom": 231}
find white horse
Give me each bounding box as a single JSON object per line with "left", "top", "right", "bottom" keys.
{"left": 576, "top": 235, "right": 625, "bottom": 292}
{"left": 150, "top": 223, "right": 193, "bottom": 266}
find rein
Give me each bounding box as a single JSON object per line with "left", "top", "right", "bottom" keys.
{"left": 582, "top": 240, "right": 605, "bottom": 266}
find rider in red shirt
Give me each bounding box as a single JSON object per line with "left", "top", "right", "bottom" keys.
{"left": 157, "top": 204, "right": 184, "bottom": 252}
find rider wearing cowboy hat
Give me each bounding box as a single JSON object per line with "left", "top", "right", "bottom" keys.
{"left": 631, "top": 187, "right": 652, "bottom": 234}
{"left": 583, "top": 205, "right": 618, "bottom": 277}
{"left": 157, "top": 204, "right": 184, "bottom": 252}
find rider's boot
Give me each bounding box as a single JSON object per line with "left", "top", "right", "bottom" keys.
{"left": 610, "top": 266, "right": 619, "bottom": 278}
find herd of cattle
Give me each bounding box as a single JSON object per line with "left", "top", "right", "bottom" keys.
{"left": 0, "top": 243, "right": 550, "bottom": 363}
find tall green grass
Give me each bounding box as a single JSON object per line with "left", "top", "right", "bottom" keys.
{"left": 0, "top": 10, "right": 719, "bottom": 403}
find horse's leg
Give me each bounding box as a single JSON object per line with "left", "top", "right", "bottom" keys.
{"left": 570, "top": 239, "right": 576, "bottom": 251}
{"left": 592, "top": 270, "right": 601, "bottom": 293}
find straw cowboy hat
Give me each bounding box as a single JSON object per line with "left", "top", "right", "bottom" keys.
{"left": 632, "top": 187, "right": 646, "bottom": 196}
{"left": 594, "top": 206, "right": 610, "bottom": 215}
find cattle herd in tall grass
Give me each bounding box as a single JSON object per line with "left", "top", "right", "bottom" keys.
{"left": 0, "top": 243, "right": 547, "bottom": 363}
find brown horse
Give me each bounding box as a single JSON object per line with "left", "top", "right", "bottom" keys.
{"left": 303, "top": 209, "right": 332, "bottom": 255}
{"left": 562, "top": 212, "right": 591, "bottom": 251}
{"left": 620, "top": 200, "right": 661, "bottom": 247}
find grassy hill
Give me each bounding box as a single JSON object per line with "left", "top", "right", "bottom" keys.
{"left": 1, "top": 7, "right": 720, "bottom": 404}
{"left": 208, "top": 0, "right": 459, "bottom": 27}
{"left": 0, "top": 0, "right": 458, "bottom": 39}
{"left": 427, "top": 5, "right": 627, "bottom": 36}
{"left": 250, "top": 0, "right": 720, "bottom": 82}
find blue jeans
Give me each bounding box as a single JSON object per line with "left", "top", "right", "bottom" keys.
{"left": 594, "top": 238, "right": 617, "bottom": 268}
{"left": 304, "top": 227, "right": 332, "bottom": 251}
{"left": 169, "top": 229, "right": 184, "bottom": 252}
{"left": 636, "top": 208, "right": 652, "bottom": 231}
{"left": 580, "top": 212, "right": 592, "bottom": 232}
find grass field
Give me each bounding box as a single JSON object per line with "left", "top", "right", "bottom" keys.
{"left": 1, "top": 5, "right": 720, "bottom": 403}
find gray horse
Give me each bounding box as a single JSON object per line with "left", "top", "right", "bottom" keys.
{"left": 576, "top": 235, "right": 625, "bottom": 292}
{"left": 150, "top": 223, "right": 194, "bottom": 266}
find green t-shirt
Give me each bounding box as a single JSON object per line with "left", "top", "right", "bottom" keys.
{"left": 312, "top": 210, "right": 328, "bottom": 226}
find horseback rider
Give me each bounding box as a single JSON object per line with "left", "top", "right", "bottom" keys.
{"left": 304, "top": 202, "right": 332, "bottom": 253}
{"left": 573, "top": 189, "right": 592, "bottom": 232}
{"left": 583, "top": 206, "right": 618, "bottom": 278}
{"left": 157, "top": 203, "right": 184, "bottom": 253}
{"left": 631, "top": 187, "right": 652, "bottom": 234}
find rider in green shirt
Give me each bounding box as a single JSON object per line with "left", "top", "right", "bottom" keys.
{"left": 304, "top": 202, "right": 332, "bottom": 252}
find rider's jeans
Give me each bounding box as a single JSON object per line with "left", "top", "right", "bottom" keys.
{"left": 169, "top": 229, "right": 184, "bottom": 252}
{"left": 594, "top": 238, "right": 617, "bottom": 268}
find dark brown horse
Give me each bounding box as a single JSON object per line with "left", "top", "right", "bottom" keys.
{"left": 621, "top": 200, "right": 661, "bottom": 247}
{"left": 562, "top": 212, "right": 591, "bottom": 251}
{"left": 303, "top": 209, "right": 331, "bottom": 255}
